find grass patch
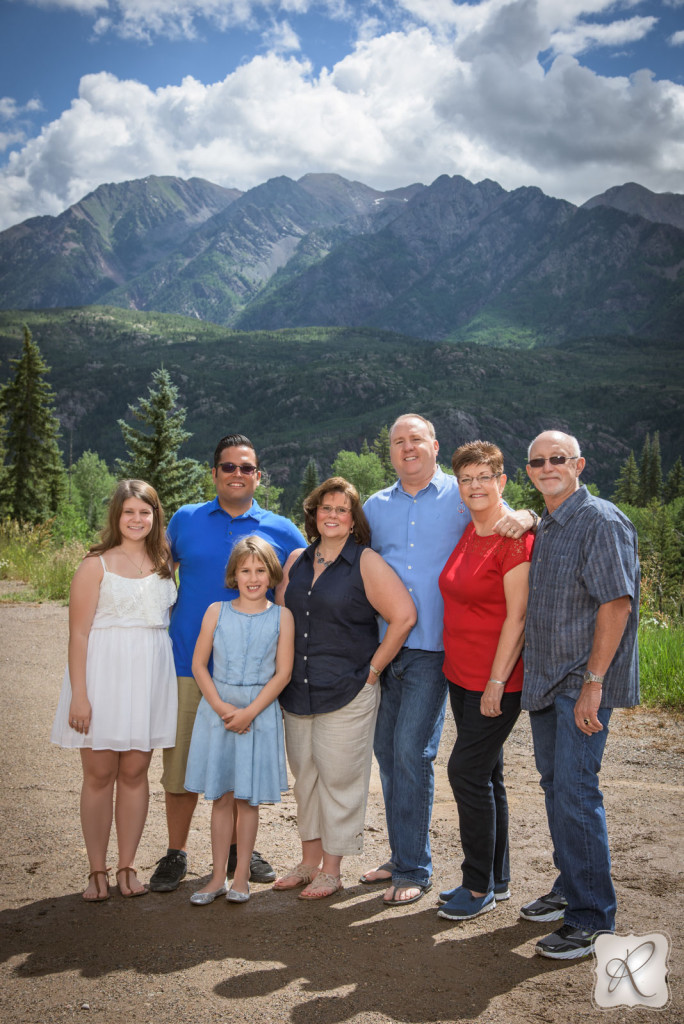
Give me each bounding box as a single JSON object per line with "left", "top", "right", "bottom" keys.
{"left": 639, "top": 620, "right": 684, "bottom": 709}
{"left": 0, "top": 519, "right": 87, "bottom": 603}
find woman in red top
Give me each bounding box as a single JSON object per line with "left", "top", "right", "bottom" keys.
{"left": 437, "top": 441, "right": 534, "bottom": 922}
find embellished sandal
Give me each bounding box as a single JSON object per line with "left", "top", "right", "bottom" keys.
{"left": 272, "top": 863, "right": 320, "bottom": 891}
{"left": 299, "top": 872, "right": 343, "bottom": 900}
{"left": 83, "top": 868, "right": 111, "bottom": 902}
{"left": 116, "top": 866, "right": 148, "bottom": 898}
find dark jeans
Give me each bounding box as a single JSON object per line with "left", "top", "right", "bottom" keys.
{"left": 530, "top": 695, "right": 616, "bottom": 932}
{"left": 447, "top": 682, "right": 521, "bottom": 895}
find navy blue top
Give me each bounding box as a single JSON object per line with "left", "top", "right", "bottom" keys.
{"left": 280, "top": 535, "right": 379, "bottom": 715}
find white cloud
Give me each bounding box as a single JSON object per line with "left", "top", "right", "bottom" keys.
{"left": 20, "top": 0, "right": 346, "bottom": 41}
{"left": 0, "top": 1, "right": 683, "bottom": 230}
{"left": 670, "top": 30, "right": 684, "bottom": 46}
{"left": 261, "top": 18, "right": 301, "bottom": 52}
{"left": 551, "top": 15, "right": 657, "bottom": 56}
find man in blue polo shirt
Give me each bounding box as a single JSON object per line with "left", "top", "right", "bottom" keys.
{"left": 149, "top": 433, "right": 305, "bottom": 892}
{"left": 360, "top": 414, "right": 535, "bottom": 905}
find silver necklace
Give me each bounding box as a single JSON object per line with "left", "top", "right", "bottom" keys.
{"left": 315, "top": 549, "right": 336, "bottom": 567}
{"left": 121, "top": 548, "right": 147, "bottom": 575}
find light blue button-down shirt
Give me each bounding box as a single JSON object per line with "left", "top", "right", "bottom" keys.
{"left": 364, "top": 468, "right": 471, "bottom": 651}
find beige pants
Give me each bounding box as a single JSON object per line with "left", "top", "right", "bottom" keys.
{"left": 283, "top": 682, "right": 380, "bottom": 857}
{"left": 161, "top": 675, "right": 202, "bottom": 794}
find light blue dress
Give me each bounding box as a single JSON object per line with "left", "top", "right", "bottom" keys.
{"left": 184, "top": 601, "right": 288, "bottom": 804}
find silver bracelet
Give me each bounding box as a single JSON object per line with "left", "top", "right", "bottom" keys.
{"left": 488, "top": 678, "right": 506, "bottom": 686}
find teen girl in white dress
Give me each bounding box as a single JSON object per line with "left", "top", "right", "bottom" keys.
{"left": 51, "top": 480, "right": 177, "bottom": 901}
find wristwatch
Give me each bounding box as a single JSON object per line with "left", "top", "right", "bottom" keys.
{"left": 583, "top": 670, "right": 605, "bottom": 685}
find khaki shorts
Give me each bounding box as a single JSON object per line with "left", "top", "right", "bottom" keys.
{"left": 161, "top": 675, "right": 202, "bottom": 794}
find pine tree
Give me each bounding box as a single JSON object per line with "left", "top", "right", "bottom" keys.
{"left": 664, "top": 456, "right": 684, "bottom": 503}
{"left": 0, "top": 325, "right": 65, "bottom": 522}
{"left": 637, "top": 433, "right": 652, "bottom": 505}
{"left": 298, "top": 459, "right": 320, "bottom": 505}
{"left": 116, "top": 366, "right": 204, "bottom": 516}
{"left": 612, "top": 451, "right": 640, "bottom": 505}
{"left": 372, "top": 425, "right": 394, "bottom": 486}
{"left": 647, "top": 431, "right": 663, "bottom": 503}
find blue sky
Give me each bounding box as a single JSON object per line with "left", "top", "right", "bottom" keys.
{"left": 0, "top": 0, "right": 683, "bottom": 231}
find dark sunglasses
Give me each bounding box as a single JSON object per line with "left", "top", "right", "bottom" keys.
{"left": 217, "top": 461, "right": 258, "bottom": 476}
{"left": 528, "top": 455, "right": 579, "bottom": 468}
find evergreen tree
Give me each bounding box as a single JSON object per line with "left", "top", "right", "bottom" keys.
{"left": 638, "top": 433, "right": 652, "bottom": 505}
{"left": 116, "top": 366, "right": 204, "bottom": 516}
{"left": 372, "top": 425, "right": 394, "bottom": 487}
{"left": 664, "top": 456, "right": 684, "bottom": 503}
{"left": 612, "top": 451, "right": 640, "bottom": 505}
{"left": 0, "top": 325, "right": 65, "bottom": 522}
{"left": 299, "top": 458, "right": 320, "bottom": 503}
{"left": 647, "top": 431, "right": 663, "bottom": 503}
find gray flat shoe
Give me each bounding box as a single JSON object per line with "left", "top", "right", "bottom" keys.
{"left": 190, "top": 883, "right": 227, "bottom": 905}
{"left": 226, "top": 884, "right": 250, "bottom": 903}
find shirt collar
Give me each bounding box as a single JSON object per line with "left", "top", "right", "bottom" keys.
{"left": 304, "top": 533, "right": 358, "bottom": 564}
{"left": 391, "top": 465, "right": 445, "bottom": 499}
{"left": 208, "top": 496, "right": 265, "bottom": 521}
{"left": 544, "top": 484, "right": 589, "bottom": 526}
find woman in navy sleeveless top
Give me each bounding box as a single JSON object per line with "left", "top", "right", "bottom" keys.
{"left": 274, "top": 477, "right": 416, "bottom": 899}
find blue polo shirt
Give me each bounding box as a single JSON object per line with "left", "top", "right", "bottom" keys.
{"left": 363, "top": 468, "right": 471, "bottom": 652}
{"left": 167, "top": 497, "right": 305, "bottom": 676}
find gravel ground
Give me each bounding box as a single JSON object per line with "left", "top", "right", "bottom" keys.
{"left": 0, "top": 595, "right": 682, "bottom": 1024}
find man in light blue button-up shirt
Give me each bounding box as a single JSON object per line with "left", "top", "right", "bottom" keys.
{"left": 361, "top": 414, "right": 534, "bottom": 904}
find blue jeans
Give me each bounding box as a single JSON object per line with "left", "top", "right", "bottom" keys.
{"left": 447, "top": 683, "right": 520, "bottom": 895}
{"left": 530, "top": 694, "right": 616, "bottom": 932}
{"left": 373, "top": 648, "right": 448, "bottom": 887}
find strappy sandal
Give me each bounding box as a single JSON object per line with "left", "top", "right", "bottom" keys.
{"left": 272, "top": 863, "right": 320, "bottom": 891}
{"left": 116, "top": 867, "right": 148, "bottom": 898}
{"left": 83, "top": 868, "right": 111, "bottom": 902}
{"left": 299, "top": 872, "right": 343, "bottom": 900}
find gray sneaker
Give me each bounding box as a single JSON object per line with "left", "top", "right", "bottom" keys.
{"left": 535, "top": 924, "right": 597, "bottom": 960}
{"left": 520, "top": 890, "right": 567, "bottom": 922}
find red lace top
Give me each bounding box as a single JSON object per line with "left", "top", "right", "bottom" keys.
{"left": 439, "top": 524, "right": 535, "bottom": 692}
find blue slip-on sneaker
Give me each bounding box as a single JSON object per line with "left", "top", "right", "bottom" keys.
{"left": 439, "top": 882, "right": 510, "bottom": 904}
{"left": 437, "top": 886, "right": 496, "bottom": 921}
{"left": 535, "top": 924, "right": 597, "bottom": 960}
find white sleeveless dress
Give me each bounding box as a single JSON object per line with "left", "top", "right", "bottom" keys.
{"left": 50, "top": 557, "right": 178, "bottom": 751}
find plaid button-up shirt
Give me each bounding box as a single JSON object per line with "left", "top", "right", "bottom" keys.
{"left": 522, "top": 486, "right": 640, "bottom": 711}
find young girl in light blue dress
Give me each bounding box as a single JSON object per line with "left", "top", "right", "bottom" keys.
{"left": 184, "top": 535, "right": 294, "bottom": 905}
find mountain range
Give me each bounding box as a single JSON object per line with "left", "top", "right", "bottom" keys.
{"left": 1, "top": 173, "right": 682, "bottom": 345}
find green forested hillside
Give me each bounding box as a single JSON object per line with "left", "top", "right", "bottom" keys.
{"left": 0, "top": 307, "right": 681, "bottom": 507}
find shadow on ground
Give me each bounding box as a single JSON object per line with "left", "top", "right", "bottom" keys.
{"left": 1, "top": 881, "right": 566, "bottom": 1023}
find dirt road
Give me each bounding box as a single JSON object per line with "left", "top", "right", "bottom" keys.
{"left": 0, "top": 598, "right": 681, "bottom": 1023}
